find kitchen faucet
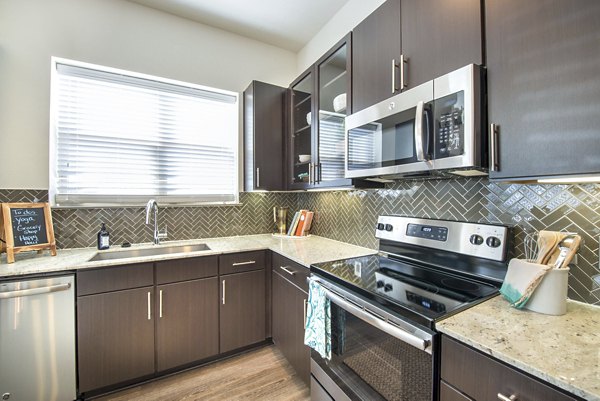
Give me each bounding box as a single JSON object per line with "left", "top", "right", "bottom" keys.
{"left": 145, "top": 199, "right": 167, "bottom": 245}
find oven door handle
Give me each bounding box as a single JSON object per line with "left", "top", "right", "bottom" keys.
{"left": 321, "top": 285, "right": 432, "bottom": 354}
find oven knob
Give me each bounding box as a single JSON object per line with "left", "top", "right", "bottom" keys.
{"left": 486, "top": 236, "right": 502, "bottom": 248}
{"left": 376, "top": 280, "right": 384, "bottom": 288}
{"left": 385, "top": 224, "right": 393, "bottom": 232}
{"left": 384, "top": 283, "right": 393, "bottom": 292}
{"left": 469, "top": 234, "right": 484, "bottom": 245}
{"left": 376, "top": 223, "right": 385, "bottom": 230}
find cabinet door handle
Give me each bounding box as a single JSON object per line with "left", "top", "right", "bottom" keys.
{"left": 303, "top": 298, "right": 308, "bottom": 328}
{"left": 399, "top": 54, "right": 408, "bottom": 90}
{"left": 232, "top": 260, "right": 256, "bottom": 266}
{"left": 308, "top": 163, "right": 313, "bottom": 184}
{"left": 490, "top": 123, "right": 500, "bottom": 172}
{"left": 256, "top": 167, "right": 260, "bottom": 188}
{"left": 159, "top": 289, "right": 163, "bottom": 318}
{"left": 391, "top": 59, "right": 397, "bottom": 94}
{"left": 280, "top": 266, "right": 296, "bottom": 276}
{"left": 222, "top": 280, "right": 226, "bottom": 305}
{"left": 497, "top": 393, "right": 518, "bottom": 401}
{"left": 147, "top": 291, "right": 152, "bottom": 320}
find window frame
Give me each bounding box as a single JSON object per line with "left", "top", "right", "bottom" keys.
{"left": 49, "top": 57, "right": 240, "bottom": 208}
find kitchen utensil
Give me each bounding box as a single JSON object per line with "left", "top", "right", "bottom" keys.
{"left": 524, "top": 232, "right": 539, "bottom": 261}
{"left": 535, "top": 231, "right": 560, "bottom": 264}
{"left": 273, "top": 206, "right": 288, "bottom": 235}
{"left": 553, "top": 235, "right": 582, "bottom": 269}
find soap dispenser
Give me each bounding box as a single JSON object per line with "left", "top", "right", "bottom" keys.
{"left": 97, "top": 223, "right": 110, "bottom": 250}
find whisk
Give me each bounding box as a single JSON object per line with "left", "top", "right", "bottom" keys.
{"left": 523, "top": 231, "right": 539, "bottom": 261}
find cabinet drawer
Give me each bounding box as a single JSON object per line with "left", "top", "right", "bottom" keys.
{"left": 272, "top": 252, "right": 309, "bottom": 293}
{"left": 156, "top": 255, "right": 218, "bottom": 284}
{"left": 219, "top": 250, "right": 265, "bottom": 275}
{"left": 77, "top": 263, "right": 154, "bottom": 296}
{"left": 441, "top": 336, "right": 577, "bottom": 401}
{"left": 440, "top": 380, "right": 473, "bottom": 401}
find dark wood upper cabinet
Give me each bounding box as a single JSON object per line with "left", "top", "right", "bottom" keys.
{"left": 288, "top": 35, "right": 381, "bottom": 190}
{"left": 156, "top": 277, "right": 219, "bottom": 372}
{"left": 401, "top": 0, "right": 482, "bottom": 89}
{"left": 352, "top": 0, "right": 402, "bottom": 113}
{"left": 243, "top": 80, "right": 286, "bottom": 191}
{"left": 77, "top": 286, "right": 155, "bottom": 393}
{"left": 219, "top": 269, "right": 266, "bottom": 353}
{"left": 352, "top": 0, "right": 482, "bottom": 113}
{"left": 486, "top": 0, "right": 600, "bottom": 180}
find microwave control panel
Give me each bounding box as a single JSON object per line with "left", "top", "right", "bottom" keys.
{"left": 434, "top": 91, "right": 464, "bottom": 159}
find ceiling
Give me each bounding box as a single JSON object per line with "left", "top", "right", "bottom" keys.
{"left": 127, "top": 0, "right": 350, "bottom": 52}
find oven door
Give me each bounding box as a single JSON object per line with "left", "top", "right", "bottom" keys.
{"left": 345, "top": 80, "right": 434, "bottom": 179}
{"left": 309, "top": 277, "right": 437, "bottom": 401}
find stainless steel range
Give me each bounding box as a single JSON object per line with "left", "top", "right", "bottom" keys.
{"left": 309, "top": 216, "right": 509, "bottom": 401}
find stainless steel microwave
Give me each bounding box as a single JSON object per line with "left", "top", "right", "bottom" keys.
{"left": 345, "top": 64, "right": 487, "bottom": 180}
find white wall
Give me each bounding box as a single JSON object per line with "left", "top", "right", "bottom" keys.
{"left": 296, "top": 0, "right": 386, "bottom": 73}
{"left": 0, "top": 0, "right": 297, "bottom": 189}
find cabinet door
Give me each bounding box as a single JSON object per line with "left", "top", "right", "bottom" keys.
{"left": 219, "top": 269, "right": 266, "bottom": 353}
{"left": 487, "top": 0, "right": 600, "bottom": 180}
{"left": 77, "top": 287, "right": 155, "bottom": 392}
{"left": 315, "top": 34, "right": 352, "bottom": 187}
{"left": 272, "top": 270, "right": 310, "bottom": 385}
{"left": 243, "top": 81, "right": 286, "bottom": 191}
{"left": 289, "top": 69, "right": 316, "bottom": 189}
{"left": 401, "top": 0, "right": 482, "bottom": 89}
{"left": 156, "top": 278, "right": 219, "bottom": 372}
{"left": 352, "top": 0, "right": 401, "bottom": 113}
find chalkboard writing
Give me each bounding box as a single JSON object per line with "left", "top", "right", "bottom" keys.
{"left": 10, "top": 207, "right": 48, "bottom": 247}
{"left": 1, "top": 202, "right": 56, "bottom": 263}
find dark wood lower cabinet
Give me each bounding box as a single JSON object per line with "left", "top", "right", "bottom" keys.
{"left": 156, "top": 278, "right": 219, "bottom": 372}
{"left": 272, "top": 269, "right": 310, "bottom": 385}
{"left": 441, "top": 336, "right": 578, "bottom": 401}
{"left": 219, "top": 269, "right": 266, "bottom": 353}
{"left": 77, "top": 286, "right": 155, "bottom": 393}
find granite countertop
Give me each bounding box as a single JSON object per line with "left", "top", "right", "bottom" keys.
{"left": 437, "top": 295, "right": 600, "bottom": 401}
{"left": 0, "top": 234, "right": 377, "bottom": 278}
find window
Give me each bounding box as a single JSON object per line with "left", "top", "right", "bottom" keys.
{"left": 49, "top": 58, "right": 239, "bottom": 207}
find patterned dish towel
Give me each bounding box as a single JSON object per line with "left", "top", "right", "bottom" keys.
{"left": 500, "top": 258, "right": 553, "bottom": 308}
{"left": 304, "top": 280, "right": 331, "bottom": 360}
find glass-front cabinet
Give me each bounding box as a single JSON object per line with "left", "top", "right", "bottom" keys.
{"left": 290, "top": 71, "right": 314, "bottom": 187}
{"left": 288, "top": 34, "right": 355, "bottom": 190}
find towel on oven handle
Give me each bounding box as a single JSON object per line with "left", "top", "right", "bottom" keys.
{"left": 304, "top": 279, "right": 331, "bottom": 360}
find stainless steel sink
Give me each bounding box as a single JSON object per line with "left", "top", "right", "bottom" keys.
{"left": 88, "top": 243, "right": 211, "bottom": 262}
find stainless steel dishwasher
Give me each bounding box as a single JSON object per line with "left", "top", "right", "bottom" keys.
{"left": 0, "top": 275, "right": 76, "bottom": 401}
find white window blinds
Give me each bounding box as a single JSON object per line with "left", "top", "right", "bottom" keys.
{"left": 50, "top": 58, "right": 239, "bottom": 207}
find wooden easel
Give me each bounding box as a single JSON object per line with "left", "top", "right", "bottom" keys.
{"left": 0, "top": 202, "right": 57, "bottom": 264}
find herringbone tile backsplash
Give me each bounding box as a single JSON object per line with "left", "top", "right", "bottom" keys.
{"left": 297, "top": 179, "right": 600, "bottom": 305}
{"left": 1, "top": 180, "right": 599, "bottom": 305}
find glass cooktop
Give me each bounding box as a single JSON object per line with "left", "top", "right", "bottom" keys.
{"left": 311, "top": 254, "right": 499, "bottom": 328}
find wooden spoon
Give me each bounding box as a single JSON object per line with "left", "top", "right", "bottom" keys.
{"left": 536, "top": 231, "right": 560, "bottom": 265}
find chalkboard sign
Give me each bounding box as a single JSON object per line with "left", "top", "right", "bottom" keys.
{"left": 10, "top": 207, "right": 48, "bottom": 247}
{"left": 0, "top": 202, "right": 57, "bottom": 263}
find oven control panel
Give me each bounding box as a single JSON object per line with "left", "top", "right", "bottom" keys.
{"left": 375, "top": 216, "right": 509, "bottom": 262}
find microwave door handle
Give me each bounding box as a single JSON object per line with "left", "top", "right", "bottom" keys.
{"left": 320, "top": 284, "right": 432, "bottom": 354}
{"left": 414, "top": 100, "right": 427, "bottom": 162}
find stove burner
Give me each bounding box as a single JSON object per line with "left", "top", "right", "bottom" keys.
{"left": 441, "top": 277, "right": 482, "bottom": 292}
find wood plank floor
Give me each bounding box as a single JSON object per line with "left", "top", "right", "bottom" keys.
{"left": 94, "top": 345, "right": 310, "bottom": 401}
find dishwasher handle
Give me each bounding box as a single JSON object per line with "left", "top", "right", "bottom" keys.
{"left": 0, "top": 282, "right": 71, "bottom": 300}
